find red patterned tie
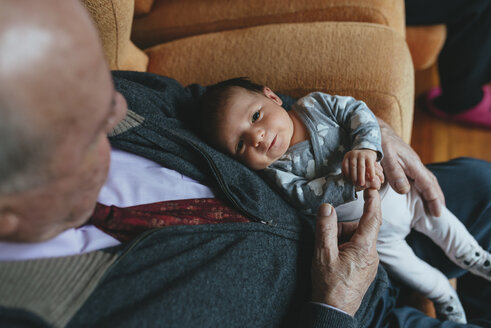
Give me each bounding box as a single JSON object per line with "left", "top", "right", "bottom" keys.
{"left": 89, "top": 198, "right": 250, "bottom": 242}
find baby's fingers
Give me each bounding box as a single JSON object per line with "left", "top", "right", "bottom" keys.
{"left": 366, "top": 159, "right": 375, "bottom": 184}
{"left": 357, "top": 158, "right": 366, "bottom": 187}
{"left": 350, "top": 158, "right": 358, "bottom": 186}
{"left": 342, "top": 156, "right": 350, "bottom": 179}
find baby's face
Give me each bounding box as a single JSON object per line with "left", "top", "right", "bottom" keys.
{"left": 215, "top": 87, "right": 294, "bottom": 170}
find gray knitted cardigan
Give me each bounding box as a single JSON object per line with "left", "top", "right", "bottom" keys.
{"left": 0, "top": 71, "right": 389, "bottom": 328}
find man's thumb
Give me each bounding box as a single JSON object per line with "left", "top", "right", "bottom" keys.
{"left": 315, "top": 204, "right": 339, "bottom": 255}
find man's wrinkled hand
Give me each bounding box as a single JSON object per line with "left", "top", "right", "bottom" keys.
{"left": 378, "top": 118, "right": 445, "bottom": 217}
{"left": 311, "top": 189, "right": 382, "bottom": 316}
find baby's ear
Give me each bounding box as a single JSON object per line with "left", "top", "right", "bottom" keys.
{"left": 263, "top": 87, "right": 283, "bottom": 106}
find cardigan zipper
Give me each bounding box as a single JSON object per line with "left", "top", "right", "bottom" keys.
{"left": 185, "top": 139, "right": 272, "bottom": 225}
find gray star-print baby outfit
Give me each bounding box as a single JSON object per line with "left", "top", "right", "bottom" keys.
{"left": 264, "top": 92, "right": 383, "bottom": 213}
{"left": 263, "top": 91, "right": 491, "bottom": 323}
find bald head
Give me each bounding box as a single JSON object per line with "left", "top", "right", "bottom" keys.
{"left": 0, "top": 0, "right": 108, "bottom": 193}
{"left": 0, "top": 0, "right": 127, "bottom": 242}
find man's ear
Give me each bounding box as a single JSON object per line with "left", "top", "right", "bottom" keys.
{"left": 0, "top": 207, "right": 19, "bottom": 239}
{"left": 263, "top": 87, "right": 283, "bottom": 106}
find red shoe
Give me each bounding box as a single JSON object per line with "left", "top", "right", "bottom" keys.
{"left": 425, "top": 85, "right": 491, "bottom": 129}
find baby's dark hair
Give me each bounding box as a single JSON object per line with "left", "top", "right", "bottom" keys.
{"left": 199, "top": 77, "right": 264, "bottom": 146}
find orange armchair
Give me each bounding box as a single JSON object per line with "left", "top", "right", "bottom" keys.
{"left": 81, "top": 0, "right": 415, "bottom": 143}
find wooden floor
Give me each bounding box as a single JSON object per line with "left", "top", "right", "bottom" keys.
{"left": 410, "top": 65, "right": 491, "bottom": 164}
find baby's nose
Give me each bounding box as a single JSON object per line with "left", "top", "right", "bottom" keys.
{"left": 248, "top": 129, "right": 264, "bottom": 148}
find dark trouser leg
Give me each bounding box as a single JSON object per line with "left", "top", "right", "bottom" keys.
{"left": 405, "top": 0, "right": 491, "bottom": 113}
{"left": 371, "top": 279, "right": 485, "bottom": 327}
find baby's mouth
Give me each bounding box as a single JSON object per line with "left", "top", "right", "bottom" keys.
{"left": 268, "top": 135, "right": 277, "bottom": 151}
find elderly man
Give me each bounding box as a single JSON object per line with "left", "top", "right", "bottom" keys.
{"left": 0, "top": 0, "right": 489, "bottom": 327}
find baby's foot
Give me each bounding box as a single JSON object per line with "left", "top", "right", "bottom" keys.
{"left": 434, "top": 290, "right": 467, "bottom": 324}
{"left": 456, "top": 246, "right": 491, "bottom": 281}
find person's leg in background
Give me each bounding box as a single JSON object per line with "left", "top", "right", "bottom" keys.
{"left": 405, "top": 0, "right": 491, "bottom": 128}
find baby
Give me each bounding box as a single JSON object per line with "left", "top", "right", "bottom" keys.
{"left": 199, "top": 78, "right": 491, "bottom": 323}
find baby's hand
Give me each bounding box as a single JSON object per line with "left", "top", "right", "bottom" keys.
{"left": 342, "top": 149, "right": 383, "bottom": 190}
{"left": 366, "top": 162, "right": 385, "bottom": 190}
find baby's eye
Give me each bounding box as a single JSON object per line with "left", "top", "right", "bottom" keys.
{"left": 252, "top": 111, "right": 260, "bottom": 123}
{"left": 237, "top": 140, "right": 244, "bottom": 152}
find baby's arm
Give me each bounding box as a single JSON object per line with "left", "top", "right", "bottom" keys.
{"left": 299, "top": 93, "right": 384, "bottom": 190}
{"left": 342, "top": 149, "right": 384, "bottom": 190}
{"left": 296, "top": 92, "right": 383, "bottom": 160}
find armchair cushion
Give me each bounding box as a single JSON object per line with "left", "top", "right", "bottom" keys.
{"left": 132, "top": 0, "right": 405, "bottom": 49}
{"left": 132, "top": 0, "right": 445, "bottom": 71}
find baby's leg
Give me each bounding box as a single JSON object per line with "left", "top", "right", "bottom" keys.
{"left": 409, "top": 189, "right": 491, "bottom": 281}
{"left": 377, "top": 239, "right": 467, "bottom": 323}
